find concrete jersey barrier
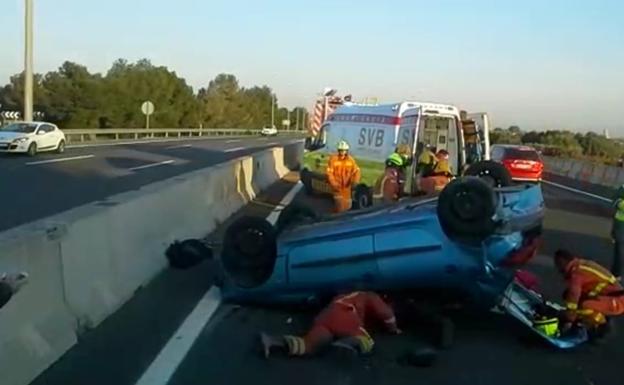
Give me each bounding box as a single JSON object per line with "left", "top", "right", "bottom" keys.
{"left": 544, "top": 156, "right": 624, "bottom": 191}
{"left": 0, "top": 141, "right": 304, "bottom": 385}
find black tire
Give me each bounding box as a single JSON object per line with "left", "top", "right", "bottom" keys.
{"left": 352, "top": 184, "right": 373, "bottom": 210}
{"left": 56, "top": 140, "right": 66, "bottom": 154}
{"left": 437, "top": 177, "right": 497, "bottom": 243}
{"left": 300, "top": 168, "right": 314, "bottom": 195}
{"left": 222, "top": 216, "right": 277, "bottom": 289}
{"left": 27, "top": 143, "right": 37, "bottom": 157}
{"left": 165, "top": 239, "right": 213, "bottom": 269}
{"left": 464, "top": 160, "right": 512, "bottom": 188}
{"left": 275, "top": 203, "right": 320, "bottom": 234}
{"left": 0, "top": 282, "right": 13, "bottom": 309}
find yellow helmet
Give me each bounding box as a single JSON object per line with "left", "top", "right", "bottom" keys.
{"left": 534, "top": 317, "right": 560, "bottom": 337}
{"left": 337, "top": 140, "right": 350, "bottom": 151}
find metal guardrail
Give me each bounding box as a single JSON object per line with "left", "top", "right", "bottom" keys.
{"left": 63, "top": 128, "right": 305, "bottom": 144}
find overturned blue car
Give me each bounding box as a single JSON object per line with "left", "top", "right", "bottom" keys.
{"left": 167, "top": 175, "right": 587, "bottom": 348}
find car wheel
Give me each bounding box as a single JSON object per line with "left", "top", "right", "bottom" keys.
{"left": 27, "top": 143, "right": 37, "bottom": 157}
{"left": 300, "top": 168, "right": 315, "bottom": 195}
{"left": 275, "top": 203, "right": 320, "bottom": 234}
{"left": 352, "top": 184, "right": 373, "bottom": 209}
{"left": 222, "top": 216, "right": 277, "bottom": 289}
{"left": 437, "top": 177, "right": 497, "bottom": 244}
{"left": 56, "top": 140, "right": 66, "bottom": 154}
{"left": 464, "top": 161, "right": 512, "bottom": 188}
{"left": 165, "top": 239, "right": 213, "bottom": 269}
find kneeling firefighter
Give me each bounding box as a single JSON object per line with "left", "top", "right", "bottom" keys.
{"left": 260, "top": 291, "right": 401, "bottom": 358}
{"left": 326, "top": 140, "right": 361, "bottom": 213}
{"left": 554, "top": 249, "right": 624, "bottom": 335}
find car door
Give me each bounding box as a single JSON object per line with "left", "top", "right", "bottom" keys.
{"left": 37, "top": 124, "right": 56, "bottom": 150}
{"left": 287, "top": 234, "right": 379, "bottom": 288}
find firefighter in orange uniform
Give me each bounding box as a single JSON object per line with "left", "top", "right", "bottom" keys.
{"left": 260, "top": 291, "right": 401, "bottom": 358}
{"left": 326, "top": 140, "right": 361, "bottom": 212}
{"left": 554, "top": 249, "right": 624, "bottom": 333}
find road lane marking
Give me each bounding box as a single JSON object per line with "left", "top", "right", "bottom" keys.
{"left": 226, "top": 139, "right": 240, "bottom": 144}
{"left": 128, "top": 160, "right": 175, "bottom": 171}
{"left": 134, "top": 287, "right": 222, "bottom": 385}
{"left": 134, "top": 181, "right": 303, "bottom": 385}
{"left": 267, "top": 142, "right": 279, "bottom": 146}
{"left": 224, "top": 146, "right": 246, "bottom": 152}
{"left": 165, "top": 144, "right": 192, "bottom": 150}
{"left": 542, "top": 179, "right": 611, "bottom": 203}
{"left": 26, "top": 154, "right": 94, "bottom": 166}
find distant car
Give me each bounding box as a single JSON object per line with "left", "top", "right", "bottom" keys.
{"left": 491, "top": 145, "right": 543, "bottom": 182}
{"left": 0, "top": 121, "right": 66, "bottom": 156}
{"left": 261, "top": 126, "right": 278, "bottom": 136}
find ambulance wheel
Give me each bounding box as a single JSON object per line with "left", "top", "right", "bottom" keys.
{"left": 300, "top": 168, "right": 314, "bottom": 195}
{"left": 464, "top": 161, "right": 512, "bottom": 188}
{"left": 437, "top": 177, "right": 497, "bottom": 243}
{"left": 222, "top": 216, "right": 277, "bottom": 288}
{"left": 165, "top": 239, "right": 213, "bottom": 269}
{"left": 275, "top": 203, "right": 320, "bottom": 234}
{"left": 352, "top": 184, "right": 373, "bottom": 210}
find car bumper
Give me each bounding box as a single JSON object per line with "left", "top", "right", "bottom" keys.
{"left": 0, "top": 142, "right": 28, "bottom": 153}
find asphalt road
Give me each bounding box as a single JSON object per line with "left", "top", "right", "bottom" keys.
{"left": 31, "top": 176, "right": 623, "bottom": 385}
{"left": 0, "top": 135, "right": 301, "bottom": 231}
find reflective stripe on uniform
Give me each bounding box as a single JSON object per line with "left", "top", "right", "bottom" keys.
{"left": 577, "top": 262, "right": 618, "bottom": 297}
{"left": 355, "top": 328, "right": 374, "bottom": 353}
{"left": 284, "top": 335, "right": 306, "bottom": 355}
{"left": 615, "top": 200, "right": 624, "bottom": 222}
{"left": 566, "top": 302, "right": 578, "bottom": 310}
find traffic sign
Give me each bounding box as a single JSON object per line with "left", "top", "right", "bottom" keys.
{"left": 141, "top": 101, "right": 155, "bottom": 116}
{"left": 1, "top": 111, "right": 21, "bottom": 119}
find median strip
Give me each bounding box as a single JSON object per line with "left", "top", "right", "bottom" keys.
{"left": 128, "top": 160, "right": 175, "bottom": 171}
{"left": 26, "top": 155, "right": 95, "bottom": 166}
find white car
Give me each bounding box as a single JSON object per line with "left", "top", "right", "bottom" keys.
{"left": 261, "top": 126, "right": 278, "bottom": 136}
{"left": 0, "top": 121, "right": 66, "bottom": 156}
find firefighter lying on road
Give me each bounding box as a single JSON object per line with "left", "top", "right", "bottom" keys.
{"left": 260, "top": 291, "right": 401, "bottom": 358}
{"left": 554, "top": 249, "right": 624, "bottom": 336}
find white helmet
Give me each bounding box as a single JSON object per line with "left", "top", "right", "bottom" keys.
{"left": 337, "top": 140, "right": 350, "bottom": 151}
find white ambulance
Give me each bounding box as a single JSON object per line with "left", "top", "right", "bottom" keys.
{"left": 302, "top": 101, "right": 497, "bottom": 207}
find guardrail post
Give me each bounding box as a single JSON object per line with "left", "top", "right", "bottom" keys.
{"left": 115, "top": 133, "right": 119, "bottom": 140}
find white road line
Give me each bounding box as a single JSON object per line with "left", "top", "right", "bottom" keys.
{"left": 134, "top": 181, "right": 304, "bottom": 385}
{"left": 165, "top": 144, "right": 192, "bottom": 150}
{"left": 226, "top": 139, "right": 240, "bottom": 144}
{"left": 542, "top": 179, "right": 611, "bottom": 203}
{"left": 266, "top": 142, "right": 279, "bottom": 146}
{"left": 26, "top": 154, "right": 94, "bottom": 166}
{"left": 134, "top": 287, "right": 221, "bottom": 385}
{"left": 224, "top": 146, "right": 246, "bottom": 153}
{"left": 266, "top": 181, "right": 304, "bottom": 225}
{"left": 128, "top": 160, "right": 175, "bottom": 171}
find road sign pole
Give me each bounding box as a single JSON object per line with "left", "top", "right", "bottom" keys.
{"left": 24, "top": 0, "right": 34, "bottom": 121}
{"left": 146, "top": 113, "right": 150, "bottom": 129}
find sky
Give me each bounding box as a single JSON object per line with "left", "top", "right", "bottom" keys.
{"left": 1, "top": 0, "right": 623, "bottom": 133}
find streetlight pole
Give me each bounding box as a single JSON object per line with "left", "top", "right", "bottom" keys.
{"left": 270, "top": 94, "right": 275, "bottom": 127}
{"left": 24, "top": 0, "right": 34, "bottom": 121}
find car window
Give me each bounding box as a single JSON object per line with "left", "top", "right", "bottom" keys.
{"left": 42, "top": 124, "right": 56, "bottom": 133}
{"left": 504, "top": 148, "right": 540, "bottom": 161}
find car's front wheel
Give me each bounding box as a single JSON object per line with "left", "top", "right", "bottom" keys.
{"left": 56, "top": 140, "right": 66, "bottom": 154}
{"left": 437, "top": 177, "right": 498, "bottom": 244}
{"left": 27, "top": 143, "right": 37, "bottom": 157}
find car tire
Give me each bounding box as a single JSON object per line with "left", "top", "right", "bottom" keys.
{"left": 165, "top": 239, "right": 213, "bottom": 269}
{"left": 27, "top": 143, "right": 37, "bottom": 157}
{"left": 222, "top": 216, "right": 277, "bottom": 289}
{"left": 275, "top": 203, "right": 320, "bottom": 234}
{"left": 300, "top": 168, "right": 315, "bottom": 195}
{"left": 352, "top": 184, "right": 373, "bottom": 210}
{"left": 464, "top": 160, "right": 512, "bottom": 188}
{"left": 56, "top": 140, "right": 66, "bottom": 154}
{"left": 437, "top": 177, "right": 497, "bottom": 243}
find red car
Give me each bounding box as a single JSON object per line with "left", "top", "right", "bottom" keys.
{"left": 491, "top": 145, "right": 543, "bottom": 182}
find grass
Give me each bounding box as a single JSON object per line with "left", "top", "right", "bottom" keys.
{"left": 303, "top": 151, "right": 386, "bottom": 187}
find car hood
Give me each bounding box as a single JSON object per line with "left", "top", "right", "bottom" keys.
{"left": 0, "top": 132, "right": 29, "bottom": 141}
